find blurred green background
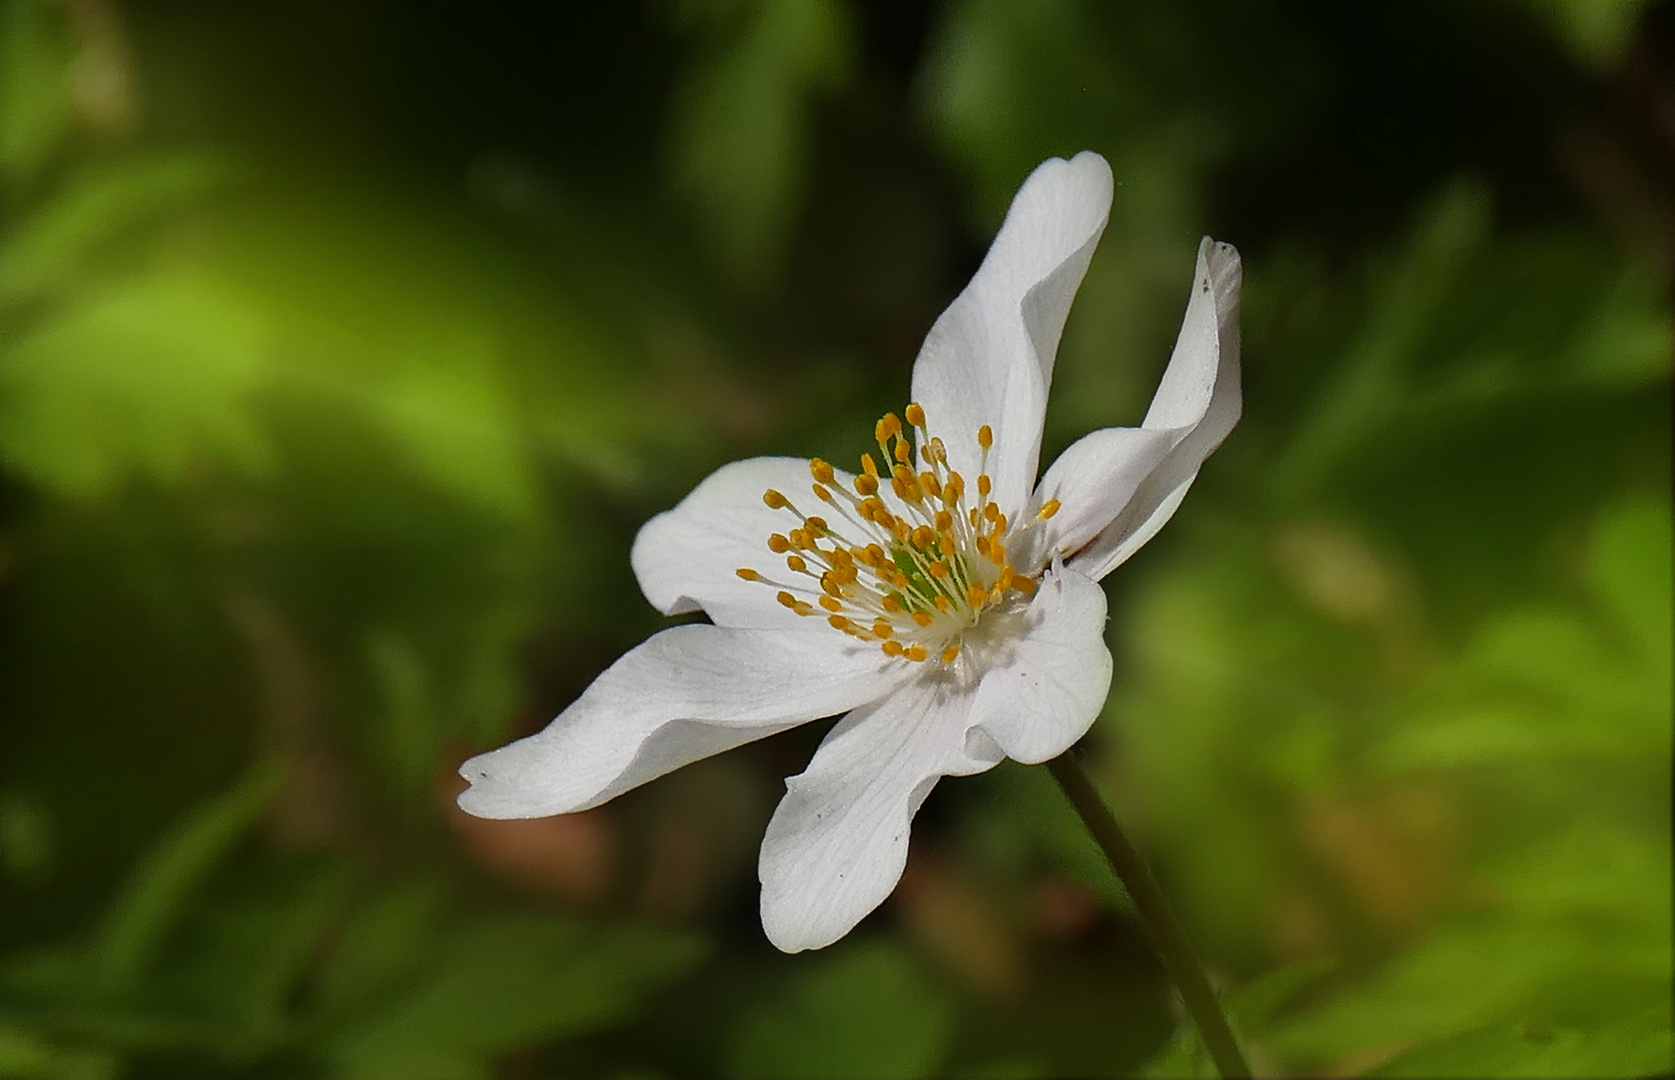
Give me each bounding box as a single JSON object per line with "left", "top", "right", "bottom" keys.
{"left": 0, "top": 0, "right": 1669, "bottom": 1077}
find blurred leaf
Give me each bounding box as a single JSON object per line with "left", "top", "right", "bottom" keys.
{"left": 0, "top": 154, "right": 228, "bottom": 307}
{"left": 0, "top": 266, "right": 273, "bottom": 496}
{"left": 667, "top": 0, "right": 853, "bottom": 287}
{"left": 0, "top": 1025, "right": 116, "bottom": 1080}
{"left": 308, "top": 883, "right": 448, "bottom": 1025}
{"left": 0, "top": 0, "right": 73, "bottom": 185}
{"left": 1508, "top": 0, "right": 1656, "bottom": 64}
{"left": 1371, "top": 1006, "right": 1673, "bottom": 1077}
{"left": 149, "top": 859, "right": 354, "bottom": 1044}
{"left": 724, "top": 940, "right": 956, "bottom": 1080}
{"left": 1585, "top": 496, "right": 1672, "bottom": 673}
{"left": 88, "top": 765, "right": 283, "bottom": 996}
{"left": 325, "top": 914, "right": 706, "bottom": 1080}
{"left": 0, "top": 790, "right": 53, "bottom": 884}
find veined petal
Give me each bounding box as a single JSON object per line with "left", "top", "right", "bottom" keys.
{"left": 633, "top": 456, "right": 854, "bottom": 630}
{"left": 910, "top": 152, "right": 1113, "bottom": 521}
{"left": 457, "top": 624, "right": 903, "bottom": 818}
{"left": 1052, "top": 238, "right": 1241, "bottom": 582}
{"left": 968, "top": 566, "right": 1112, "bottom": 764}
{"left": 758, "top": 677, "right": 1002, "bottom": 952}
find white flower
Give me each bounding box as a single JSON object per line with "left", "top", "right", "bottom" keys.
{"left": 458, "top": 151, "right": 1241, "bottom": 953}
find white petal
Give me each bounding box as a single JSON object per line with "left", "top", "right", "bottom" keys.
{"left": 1048, "top": 238, "right": 1241, "bottom": 582}
{"left": 457, "top": 624, "right": 904, "bottom": 818}
{"left": 910, "top": 152, "right": 1113, "bottom": 521}
{"left": 633, "top": 456, "right": 853, "bottom": 630}
{"left": 1028, "top": 426, "right": 1174, "bottom": 572}
{"left": 968, "top": 566, "right": 1112, "bottom": 764}
{"left": 758, "top": 677, "right": 1002, "bottom": 952}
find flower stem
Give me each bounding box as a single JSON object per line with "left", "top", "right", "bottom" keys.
{"left": 1047, "top": 751, "right": 1252, "bottom": 1079}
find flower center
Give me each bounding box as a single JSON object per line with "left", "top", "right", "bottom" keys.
{"left": 736, "top": 403, "right": 1061, "bottom": 665}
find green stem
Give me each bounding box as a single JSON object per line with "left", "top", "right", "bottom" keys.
{"left": 1047, "top": 751, "right": 1253, "bottom": 1079}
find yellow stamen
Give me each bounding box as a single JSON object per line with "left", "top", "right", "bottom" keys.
{"left": 904, "top": 644, "right": 928, "bottom": 662}
{"left": 786, "top": 555, "right": 807, "bottom": 573}
{"left": 819, "top": 596, "right": 842, "bottom": 612}
{"left": 736, "top": 568, "right": 762, "bottom": 581}
{"left": 876, "top": 413, "right": 902, "bottom": 443}
{"left": 768, "top": 533, "right": 791, "bottom": 553}
{"left": 854, "top": 474, "right": 879, "bottom": 496}
{"left": 912, "top": 611, "right": 934, "bottom": 628}
{"left": 940, "top": 643, "right": 961, "bottom": 664}
{"left": 881, "top": 639, "right": 905, "bottom": 657}
{"left": 776, "top": 590, "right": 798, "bottom": 608}
{"left": 967, "top": 584, "right": 988, "bottom": 607}
{"left": 905, "top": 402, "right": 925, "bottom": 428}
{"left": 828, "top": 615, "right": 850, "bottom": 631}
{"left": 978, "top": 424, "right": 993, "bottom": 449}
{"left": 764, "top": 489, "right": 788, "bottom": 509}
{"left": 978, "top": 474, "right": 992, "bottom": 497}
{"left": 1038, "top": 498, "right": 1061, "bottom": 520}
{"left": 810, "top": 458, "right": 835, "bottom": 485}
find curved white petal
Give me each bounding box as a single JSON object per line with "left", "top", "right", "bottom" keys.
{"left": 633, "top": 456, "right": 854, "bottom": 630}
{"left": 1029, "top": 426, "right": 1174, "bottom": 572}
{"left": 457, "top": 624, "right": 904, "bottom": 818}
{"left": 758, "top": 677, "right": 1002, "bottom": 952}
{"left": 910, "top": 152, "right": 1113, "bottom": 522}
{"left": 968, "top": 566, "right": 1112, "bottom": 764}
{"left": 1051, "top": 238, "right": 1241, "bottom": 581}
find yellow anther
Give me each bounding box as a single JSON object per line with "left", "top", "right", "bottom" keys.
{"left": 882, "top": 639, "right": 905, "bottom": 657}
{"left": 776, "top": 590, "right": 798, "bottom": 608}
{"left": 872, "top": 621, "right": 893, "bottom": 638}
{"left": 967, "top": 584, "right": 988, "bottom": 607}
{"left": 978, "top": 424, "right": 993, "bottom": 449}
{"left": 828, "top": 615, "right": 850, "bottom": 631}
{"left": 905, "top": 402, "right": 925, "bottom": 428}
{"left": 789, "top": 528, "right": 809, "bottom": 548}
{"left": 819, "top": 596, "right": 842, "bottom": 613}
{"left": 1038, "top": 498, "right": 1061, "bottom": 520}
{"left": 786, "top": 555, "right": 807, "bottom": 573}
{"left": 928, "top": 437, "right": 946, "bottom": 464}
{"left": 988, "top": 542, "right": 1006, "bottom": 565}
{"left": 881, "top": 594, "right": 903, "bottom": 613}
{"left": 984, "top": 502, "right": 1000, "bottom": 523}
{"left": 904, "top": 644, "right": 928, "bottom": 662}
{"left": 820, "top": 573, "right": 843, "bottom": 598}
{"left": 813, "top": 483, "right": 834, "bottom": 503}
{"left": 795, "top": 601, "right": 815, "bottom": 616}
{"left": 866, "top": 543, "right": 887, "bottom": 566}
{"left": 768, "top": 533, "right": 791, "bottom": 553}
{"left": 969, "top": 508, "right": 981, "bottom": 527}
{"left": 1012, "top": 575, "right": 1037, "bottom": 595}
{"left": 910, "top": 525, "right": 934, "bottom": 549}
{"left": 806, "top": 516, "right": 828, "bottom": 536}
{"left": 854, "top": 474, "right": 879, "bottom": 496}
{"left": 764, "top": 489, "right": 788, "bottom": 509}
{"left": 934, "top": 510, "right": 953, "bottom": 532}
{"left": 891, "top": 475, "right": 912, "bottom": 501}
{"left": 920, "top": 472, "right": 942, "bottom": 497}
{"left": 876, "top": 413, "right": 902, "bottom": 443}
{"left": 912, "top": 610, "right": 934, "bottom": 628}
{"left": 978, "top": 474, "right": 992, "bottom": 497}
{"left": 861, "top": 453, "right": 879, "bottom": 478}
{"left": 893, "top": 440, "right": 913, "bottom": 465}
{"left": 736, "top": 568, "right": 762, "bottom": 581}
{"left": 934, "top": 595, "right": 951, "bottom": 612}
{"left": 976, "top": 535, "right": 991, "bottom": 558}
{"left": 928, "top": 561, "right": 949, "bottom": 579}
{"left": 996, "top": 566, "right": 1014, "bottom": 592}
{"left": 944, "top": 472, "right": 964, "bottom": 502}
{"left": 940, "top": 643, "right": 961, "bottom": 664}
{"left": 810, "top": 458, "right": 836, "bottom": 485}
{"left": 994, "top": 513, "right": 1007, "bottom": 533}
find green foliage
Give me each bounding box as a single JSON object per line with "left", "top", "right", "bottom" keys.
{"left": 724, "top": 940, "right": 956, "bottom": 1080}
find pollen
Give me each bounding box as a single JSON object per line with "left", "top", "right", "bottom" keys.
{"left": 743, "top": 403, "right": 1059, "bottom": 667}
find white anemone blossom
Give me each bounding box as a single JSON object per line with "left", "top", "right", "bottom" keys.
{"left": 458, "top": 151, "right": 1241, "bottom": 953}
